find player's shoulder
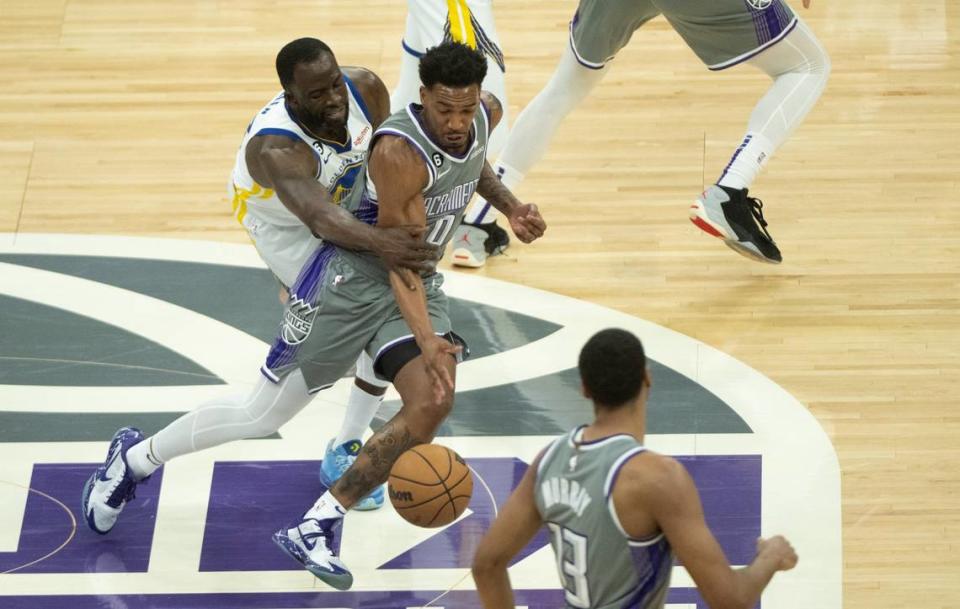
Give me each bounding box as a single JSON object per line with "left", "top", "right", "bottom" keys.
{"left": 342, "top": 66, "right": 385, "bottom": 90}
{"left": 369, "top": 131, "right": 430, "bottom": 184}
{"left": 615, "top": 450, "right": 688, "bottom": 498}
{"left": 342, "top": 66, "right": 390, "bottom": 125}
{"left": 479, "top": 90, "right": 503, "bottom": 129}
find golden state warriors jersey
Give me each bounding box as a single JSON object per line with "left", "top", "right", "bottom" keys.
{"left": 230, "top": 74, "right": 374, "bottom": 228}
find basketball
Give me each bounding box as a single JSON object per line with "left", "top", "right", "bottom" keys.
{"left": 388, "top": 443, "right": 473, "bottom": 528}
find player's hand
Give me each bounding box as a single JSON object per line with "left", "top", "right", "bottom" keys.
{"left": 507, "top": 203, "right": 547, "bottom": 244}
{"left": 372, "top": 225, "right": 439, "bottom": 274}
{"left": 802, "top": 0, "right": 811, "bottom": 7}
{"left": 420, "top": 335, "right": 461, "bottom": 405}
{"left": 756, "top": 536, "right": 798, "bottom": 571}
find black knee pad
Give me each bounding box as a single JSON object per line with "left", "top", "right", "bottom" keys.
{"left": 373, "top": 331, "right": 470, "bottom": 383}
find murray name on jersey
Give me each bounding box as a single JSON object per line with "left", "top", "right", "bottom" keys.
{"left": 540, "top": 476, "right": 593, "bottom": 518}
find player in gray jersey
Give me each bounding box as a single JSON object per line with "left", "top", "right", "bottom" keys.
{"left": 474, "top": 329, "right": 797, "bottom": 609}
{"left": 263, "top": 41, "right": 546, "bottom": 589}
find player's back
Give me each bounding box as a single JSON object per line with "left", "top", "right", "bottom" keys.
{"left": 535, "top": 426, "right": 673, "bottom": 609}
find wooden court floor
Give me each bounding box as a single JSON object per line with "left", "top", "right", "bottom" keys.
{"left": 1, "top": 1, "right": 958, "bottom": 608}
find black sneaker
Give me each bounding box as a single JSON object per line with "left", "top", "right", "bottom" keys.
{"left": 689, "top": 185, "right": 782, "bottom": 264}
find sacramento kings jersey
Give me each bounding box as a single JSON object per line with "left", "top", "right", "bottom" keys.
{"left": 339, "top": 102, "right": 489, "bottom": 279}
{"left": 230, "top": 74, "right": 375, "bottom": 228}
{"left": 535, "top": 427, "right": 673, "bottom": 609}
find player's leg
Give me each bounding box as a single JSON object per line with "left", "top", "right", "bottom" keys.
{"left": 276, "top": 286, "right": 461, "bottom": 589}
{"left": 683, "top": 3, "right": 830, "bottom": 263}
{"left": 452, "top": 46, "right": 609, "bottom": 267}
{"left": 272, "top": 347, "right": 454, "bottom": 590}
{"left": 454, "top": 0, "right": 656, "bottom": 267}
{"left": 318, "top": 352, "right": 389, "bottom": 511}
{"left": 81, "top": 369, "right": 314, "bottom": 534}
{"left": 332, "top": 343, "right": 456, "bottom": 507}
{"left": 269, "top": 253, "right": 400, "bottom": 588}
{"left": 390, "top": 5, "right": 427, "bottom": 113}
{"left": 242, "top": 223, "right": 390, "bottom": 510}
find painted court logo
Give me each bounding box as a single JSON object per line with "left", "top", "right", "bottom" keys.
{"left": 0, "top": 234, "right": 841, "bottom": 609}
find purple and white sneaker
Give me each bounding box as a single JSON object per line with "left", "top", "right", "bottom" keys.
{"left": 273, "top": 516, "right": 353, "bottom": 590}
{"left": 81, "top": 426, "right": 147, "bottom": 534}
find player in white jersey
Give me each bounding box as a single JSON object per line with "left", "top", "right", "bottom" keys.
{"left": 455, "top": 0, "right": 830, "bottom": 267}
{"left": 392, "top": 0, "right": 514, "bottom": 267}
{"left": 229, "top": 38, "right": 438, "bottom": 510}
{"left": 473, "top": 328, "right": 798, "bottom": 609}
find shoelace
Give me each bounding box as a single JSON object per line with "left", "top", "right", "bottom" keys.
{"left": 106, "top": 474, "right": 138, "bottom": 509}
{"left": 299, "top": 519, "right": 335, "bottom": 552}
{"left": 745, "top": 197, "right": 775, "bottom": 242}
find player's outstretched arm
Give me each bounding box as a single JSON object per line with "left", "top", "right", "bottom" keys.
{"left": 476, "top": 91, "right": 547, "bottom": 243}
{"left": 632, "top": 456, "right": 798, "bottom": 609}
{"left": 253, "top": 135, "right": 436, "bottom": 271}
{"left": 370, "top": 135, "right": 461, "bottom": 403}
{"left": 473, "top": 455, "right": 544, "bottom": 609}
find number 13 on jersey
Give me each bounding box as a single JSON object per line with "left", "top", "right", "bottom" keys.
{"left": 547, "top": 522, "right": 592, "bottom": 608}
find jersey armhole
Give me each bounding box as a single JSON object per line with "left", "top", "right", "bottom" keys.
{"left": 343, "top": 73, "right": 374, "bottom": 124}
{"left": 605, "top": 447, "right": 663, "bottom": 542}
{"left": 370, "top": 129, "right": 437, "bottom": 192}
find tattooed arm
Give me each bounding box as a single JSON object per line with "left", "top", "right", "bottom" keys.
{"left": 478, "top": 91, "right": 547, "bottom": 244}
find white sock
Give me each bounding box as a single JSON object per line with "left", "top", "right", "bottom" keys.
{"left": 718, "top": 18, "right": 830, "bottom": 191}
{"left": 334, "top": 383, "right": 383, "bottom": 446}
{"left": 306, "top": 490, "right": 346, "bottom": 520}
{"left": 126, "top": 436, "right": 163, "bottom": 480}
{"left": 717, "top": 131, "right": 774, "bottom": 190}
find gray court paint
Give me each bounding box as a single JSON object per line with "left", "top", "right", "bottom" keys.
{"left": 0, "top": 256, "right": 746, "bottom": 441}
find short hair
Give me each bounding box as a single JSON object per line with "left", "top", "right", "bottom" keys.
{"left": 578, "top": 329, "right": 647, "bottom": 408}
{"left": 418, "top": 41, "right": 487, "bottom": 89}
{"left": 276, "top": 38, "right": 334, "bottom": 89}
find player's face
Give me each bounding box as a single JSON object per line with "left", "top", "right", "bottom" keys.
{"left": 420, "top": 84, "right": 481, "bottom": 154}
{"left": 286, "top": 54, "right": 348, "bottom": 135}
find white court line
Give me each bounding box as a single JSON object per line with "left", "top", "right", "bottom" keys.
{"left": 0, "top": 262, "right": 266, "bottom": 384}
{"left": 0, "top": 234, "right": 842, "bottom": 609}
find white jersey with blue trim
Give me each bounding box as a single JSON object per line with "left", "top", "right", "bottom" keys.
{"left": 230, "top": 75, "right": 375, "bottom": 229}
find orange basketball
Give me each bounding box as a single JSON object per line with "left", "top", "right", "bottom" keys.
{"left": 388, "top": 443, "right": 473, "bottom": 528}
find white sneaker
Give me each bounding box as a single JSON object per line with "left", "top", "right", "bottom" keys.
{"left": 273, "top": 516, "right": 353, "bottom": 590}
{"left": 81, "top": 427, "right": 147, "bottom": 534}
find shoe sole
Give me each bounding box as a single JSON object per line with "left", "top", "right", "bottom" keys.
{"left": 451, "top": 248, "right": 485, "bottom": 268}
{"left": 689, "top": 200, "right": 781, "bottom": 265}
{"left": 272, "top": 533, "right": 354, "bottom": 590}
{"left": 81, "top": 471, "right": 113, "bottom": 535}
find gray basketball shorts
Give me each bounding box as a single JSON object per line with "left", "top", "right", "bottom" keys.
{"left": 569, "top": 0, "right": 797, "bottom": 70}
{"left": 260, "top": 243, "right": 454, "bottom": 393}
